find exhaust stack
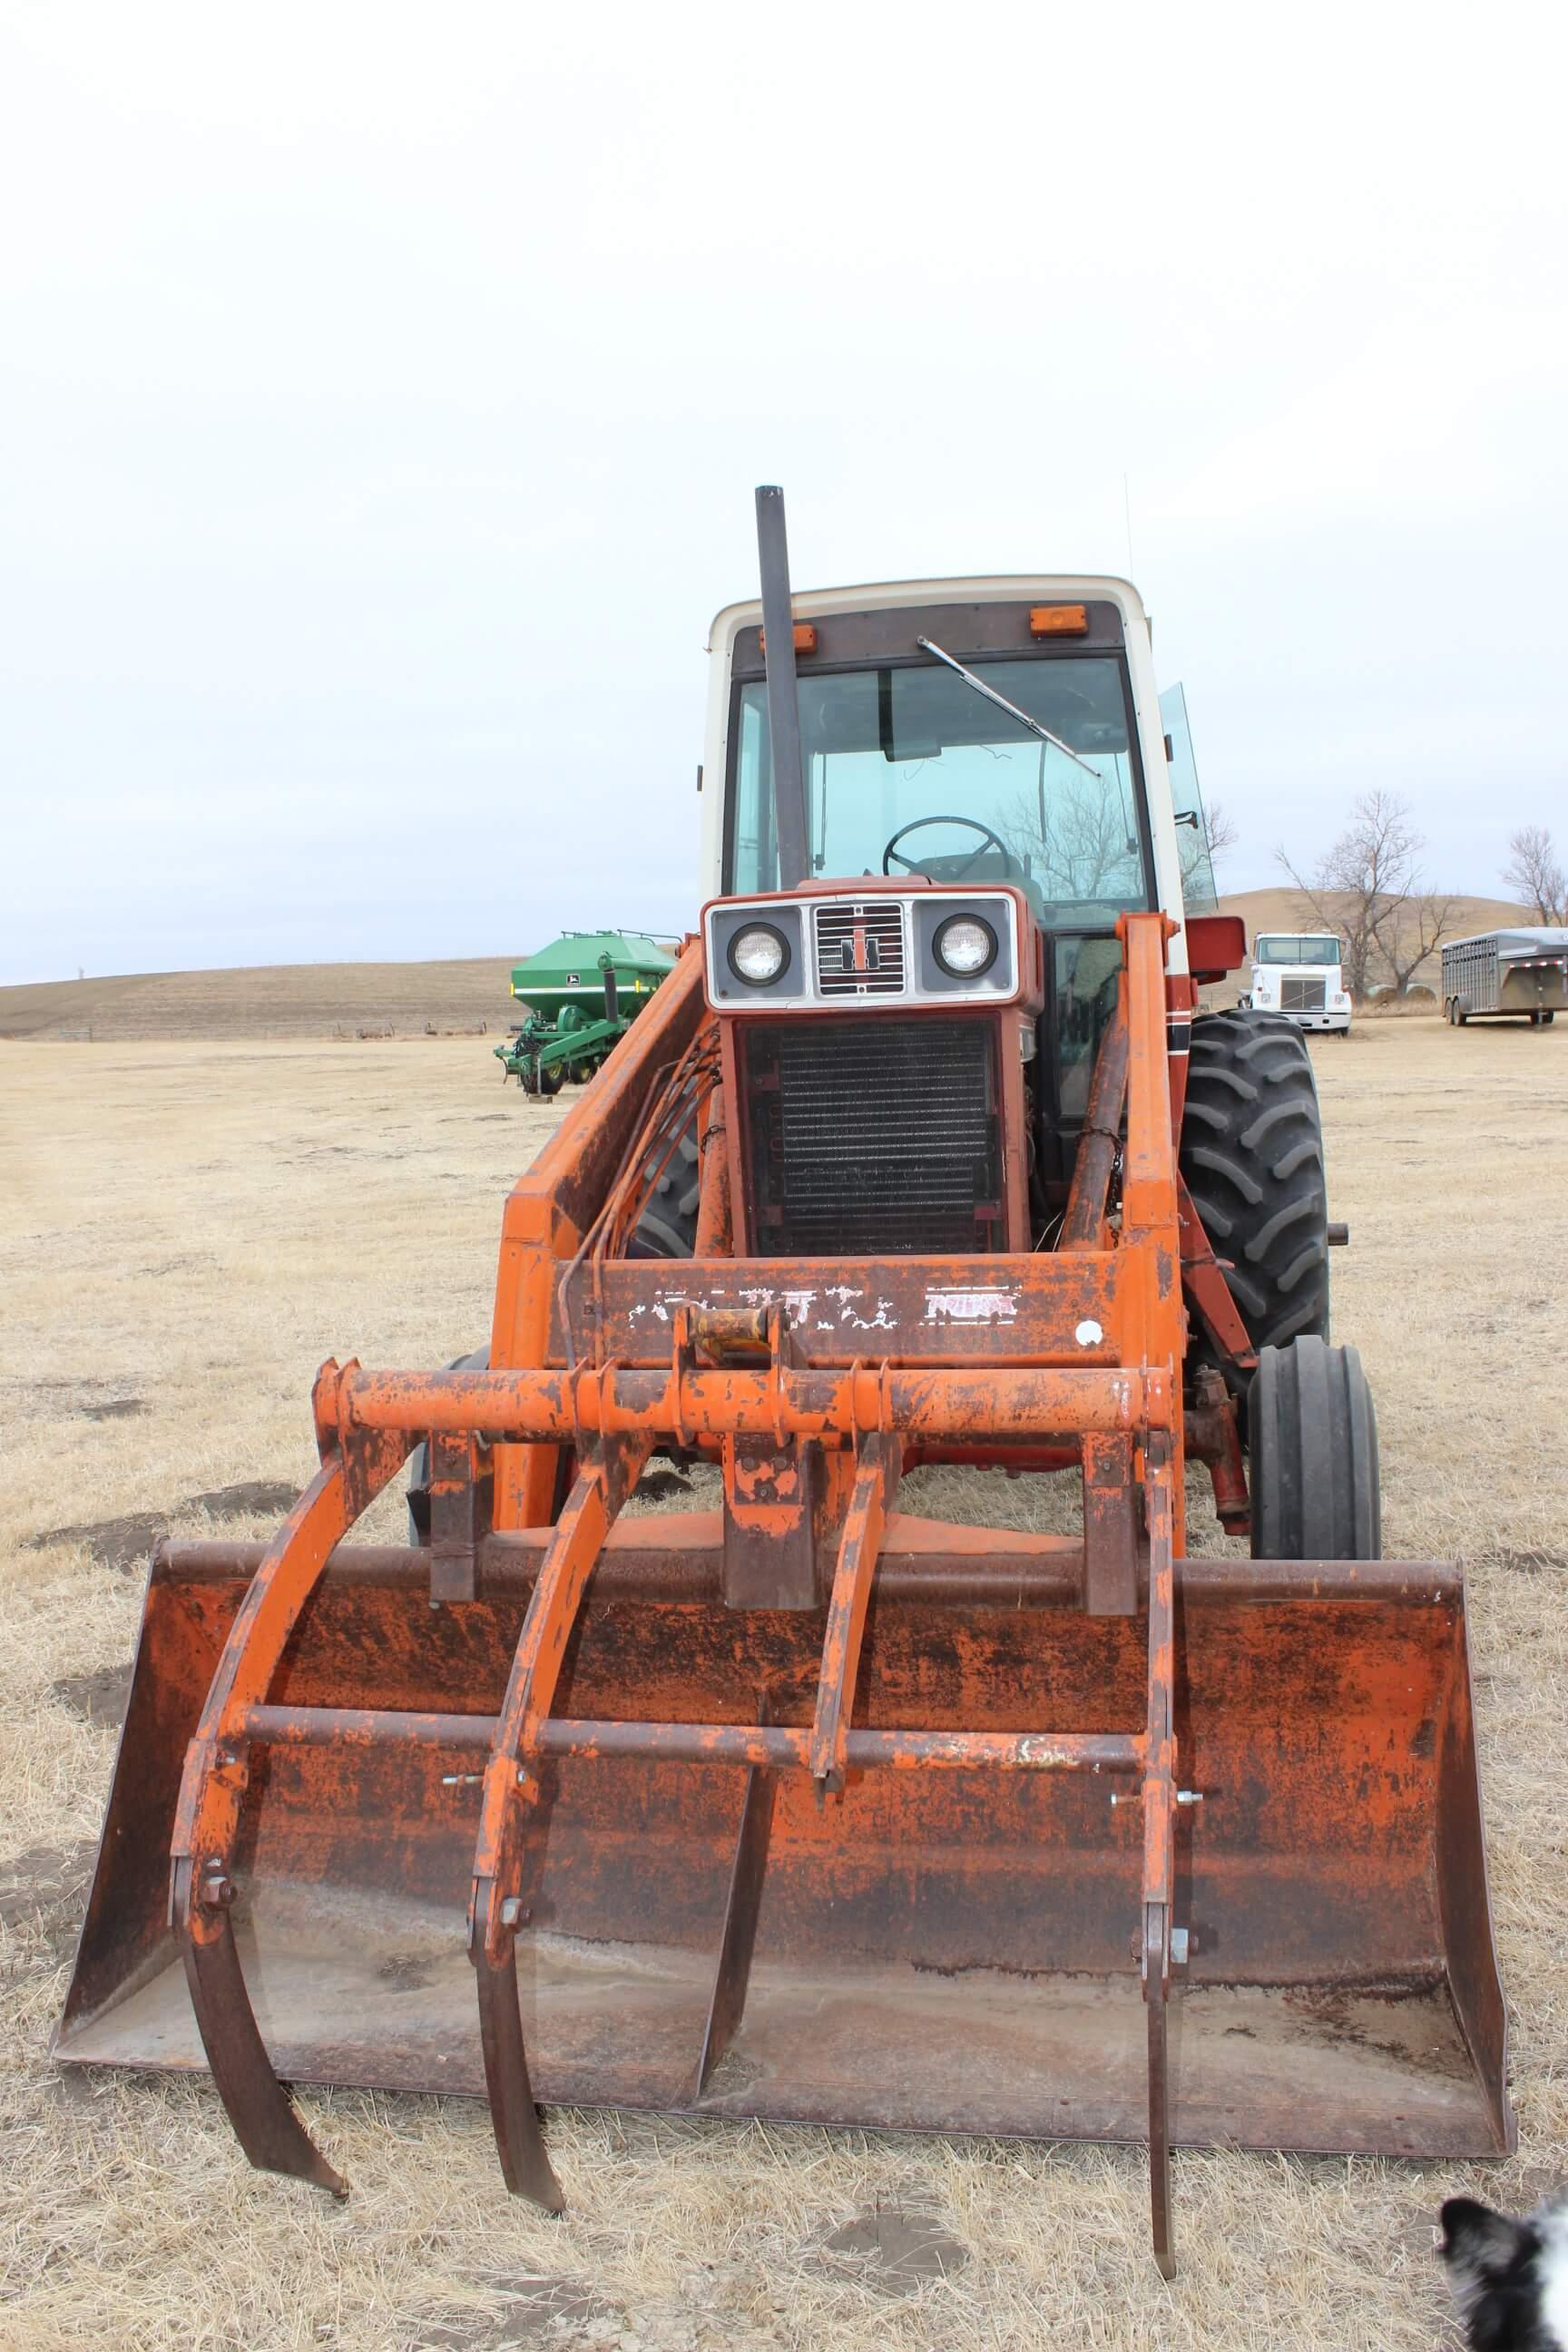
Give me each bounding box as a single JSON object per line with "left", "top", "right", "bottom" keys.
{"left": 753, "top": 484, "right": 810, "bottom": 888}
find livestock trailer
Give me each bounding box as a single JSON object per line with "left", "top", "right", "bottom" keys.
{"left": 1442, "top": 928, "right": 1568, "bottom": 1027}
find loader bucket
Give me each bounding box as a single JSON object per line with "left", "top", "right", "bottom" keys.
{"left": 59, "top": 1521, "right": 1511, "bottom": 2167}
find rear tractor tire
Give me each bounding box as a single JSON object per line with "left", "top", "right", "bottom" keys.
{"left": 1179, "top": 1011, "right": 1331, "bottom": 1389}
{"left": 1249, "top": 1336, "right": 1380, "bottom": 1560}
{"left": 627, "top": 1083, "right": 701, "bottom": 1259}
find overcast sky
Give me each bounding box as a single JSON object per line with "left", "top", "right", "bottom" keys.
{"left": 2, "top": 4, "right": 1563, "bottom": 984}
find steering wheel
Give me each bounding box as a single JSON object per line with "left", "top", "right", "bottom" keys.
{"left": 882, "top": 815, "right": 1016, "bottom": 878}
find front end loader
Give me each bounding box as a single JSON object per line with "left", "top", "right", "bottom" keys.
{"left": 57, "top": 490, "right": 1510, "bottom": 2274}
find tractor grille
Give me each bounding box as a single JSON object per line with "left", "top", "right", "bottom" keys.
{"left": 743, "top": 1016, "right": 1001, "bottom": 1255}
{"left": 1281, "top": 975, "right": 1327, "bottom": 1012}
{"left": 813, "top": 902, "right": 906, "bottom": 998}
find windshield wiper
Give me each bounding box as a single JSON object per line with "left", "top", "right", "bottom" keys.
{"left": 916, "top": 637, "right": 1100, "bottom": 778}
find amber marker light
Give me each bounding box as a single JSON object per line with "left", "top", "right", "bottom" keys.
{"left": 1029, "top": 604, "right": 1088, "bottom": 636}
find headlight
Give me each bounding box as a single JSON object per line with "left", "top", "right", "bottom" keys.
{"left": 727, "top": 922, "right": 789, "bottom": 986}
{"left": 933, "top": 914, "right": 998, "bottom": 978}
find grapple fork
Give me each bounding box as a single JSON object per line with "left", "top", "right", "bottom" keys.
{"left": 167, "top": 1369, "right": 413, "bottom": 2190}
{"left": 468, "top": 1436, "right": 650, "bottom": 2204}
{"left": 55, "top": 880, "right": 1513, "bottom": 2283}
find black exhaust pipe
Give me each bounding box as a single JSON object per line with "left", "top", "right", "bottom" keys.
{"left": 754, "top": 485, "right": 810, "bottom": 889}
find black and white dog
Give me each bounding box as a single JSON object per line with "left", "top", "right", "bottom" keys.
{"left": 1440, "top": 2196, "right": 1568, "bottom": 2349}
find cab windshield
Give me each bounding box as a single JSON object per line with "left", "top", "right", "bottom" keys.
{"left": 1256, "top": 936, "right": 1341, "bottom": 965}
{"left": 729, "top": 655, "right": 1151, "bottom": 925}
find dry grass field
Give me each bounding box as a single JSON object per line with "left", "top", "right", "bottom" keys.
{"left": 2, "top": 1015, "right": 1566, "bottom": 2351}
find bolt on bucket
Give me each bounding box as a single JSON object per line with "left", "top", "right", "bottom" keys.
{"left": 57, "top": 1523, "right": 1511, "bottom": 2165}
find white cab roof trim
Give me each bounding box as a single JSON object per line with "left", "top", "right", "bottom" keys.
{"left": 706, "top": 574, "right": 1150, "bottom": 652}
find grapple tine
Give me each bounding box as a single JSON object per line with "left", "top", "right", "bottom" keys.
{"left": 808, "top": 1436, "right": 894, "bottom": 1796}
{"left": 1142, "top": 1433, "right": 1179, "bottom": 2278}
{"left": 166, "top": 1398, "right": 412, "bottom": 2197}
{"left": 473, "top": 1931, "right": 564, "bottom": 2210}
{"left": 173, "top": 1860, "right": 346, "bottom": 2195}
{"left": 1145, "top": 1903, "right": 1174, "bottom": 2280}
{"left": 468, "top": 1436, "right": 650, "bottom": 2200}
{"left": 689, "top": 1691, "right": 779, "bottom": 2103}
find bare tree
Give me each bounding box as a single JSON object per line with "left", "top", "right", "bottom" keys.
{"left": 1002, "top": 750, "right": 1145, "bottom": 907}
{"left": 1376, "top": 889, "right": 1463, "bottom": 996}
{"left": 1162, "top": 799, "right": 1235, "bottom": 909}
{"left": 1276, "top": 789, "right": 1453, "bottom": 998}
{"left": 1502, "top": 824, "right": 1567, "bottom": 925}
{"left": 1203, "top": 799, "right": 1238, "bottom": 871}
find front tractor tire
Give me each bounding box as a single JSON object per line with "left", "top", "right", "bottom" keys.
{"left": 1179, "top": 1009, "right": 1330, "bottom": 1376}
{"left": 1250, "top": 1336, "right": 1380, "bottom": 1560}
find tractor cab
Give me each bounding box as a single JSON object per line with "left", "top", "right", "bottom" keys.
{"left": 700, "top": 574, "right": 1228, "bottom": 1231}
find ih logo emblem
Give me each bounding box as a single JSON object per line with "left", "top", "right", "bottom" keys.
{"left": 841, "top": 922, "right": 879, "bottom": 975}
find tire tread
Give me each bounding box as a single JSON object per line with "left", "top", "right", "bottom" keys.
{"left": 1179, "top": 1010, "right": 1330, "bottom": 1370}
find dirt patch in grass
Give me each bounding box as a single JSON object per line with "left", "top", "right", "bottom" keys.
{"left": 407, "top": 2277, "right": 613, "bottom": 2349}
{"left": 819, "top": 2203, "right": 971, "bottom": 2285}
{"left": 1475, "top": 1549, "right": 1568, "bottom": 1578}
{"left": 50, "top": 1661, "right": 133, "bottom": 1729}
{"left": 24, "top": 1509, "right": 170, "bottom": 1573}
{"left": 635, "top": 1467, "right": 694, "bottom": 1504}
{"left": 0, "top": 1838, "right": 95, "bottom": 1960}
{"left": 24, "top": 1477, "right": 300, "bottom": 1570}
{"left": 185, "top": 1479, "right": 300, "bottom": 1519}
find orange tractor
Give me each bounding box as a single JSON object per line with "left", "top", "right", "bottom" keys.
{"left": 57, "top": 490, "right": 1510, "bottom": 2272}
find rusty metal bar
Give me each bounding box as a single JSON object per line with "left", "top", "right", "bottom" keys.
{"left": 1177, "top": 1175, "right": 1259, "bottom": 1377}
{"left": 1140, "top": 1431, "right": 1180, "bottom": 2278}
{"left": 1081, "top": 1433, "right": 1138, "bottom": 1617}
{"left": 1118, "top": 913, "right": 1180, "bottom": 1241}
{"left": 163, "top": 1536, "right": 1461, "bottom": 1611}
{"left": 1061, "top": 983, "right": 1129, "bottom": 1250}
{"left": 237, "top": 1705, "right": 1144, "bottom": 1774}
{"left": 323, "top": 1363, "right": 1156, "bottom": 1444}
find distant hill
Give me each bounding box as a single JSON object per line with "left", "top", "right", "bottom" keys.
{"left": 1, "top": 889, "right": 1534, "bottom": 1043}
{"left": 0, "top": 956, "right": 515, "bottom": 1042}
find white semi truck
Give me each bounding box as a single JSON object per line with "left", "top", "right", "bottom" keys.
{"left": 1241, "top": 933, "right": 1352, "bottom": 1035}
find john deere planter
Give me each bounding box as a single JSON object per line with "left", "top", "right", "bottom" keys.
{"left": 495, "top": 930, "right": 674, "bottom": 1093}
